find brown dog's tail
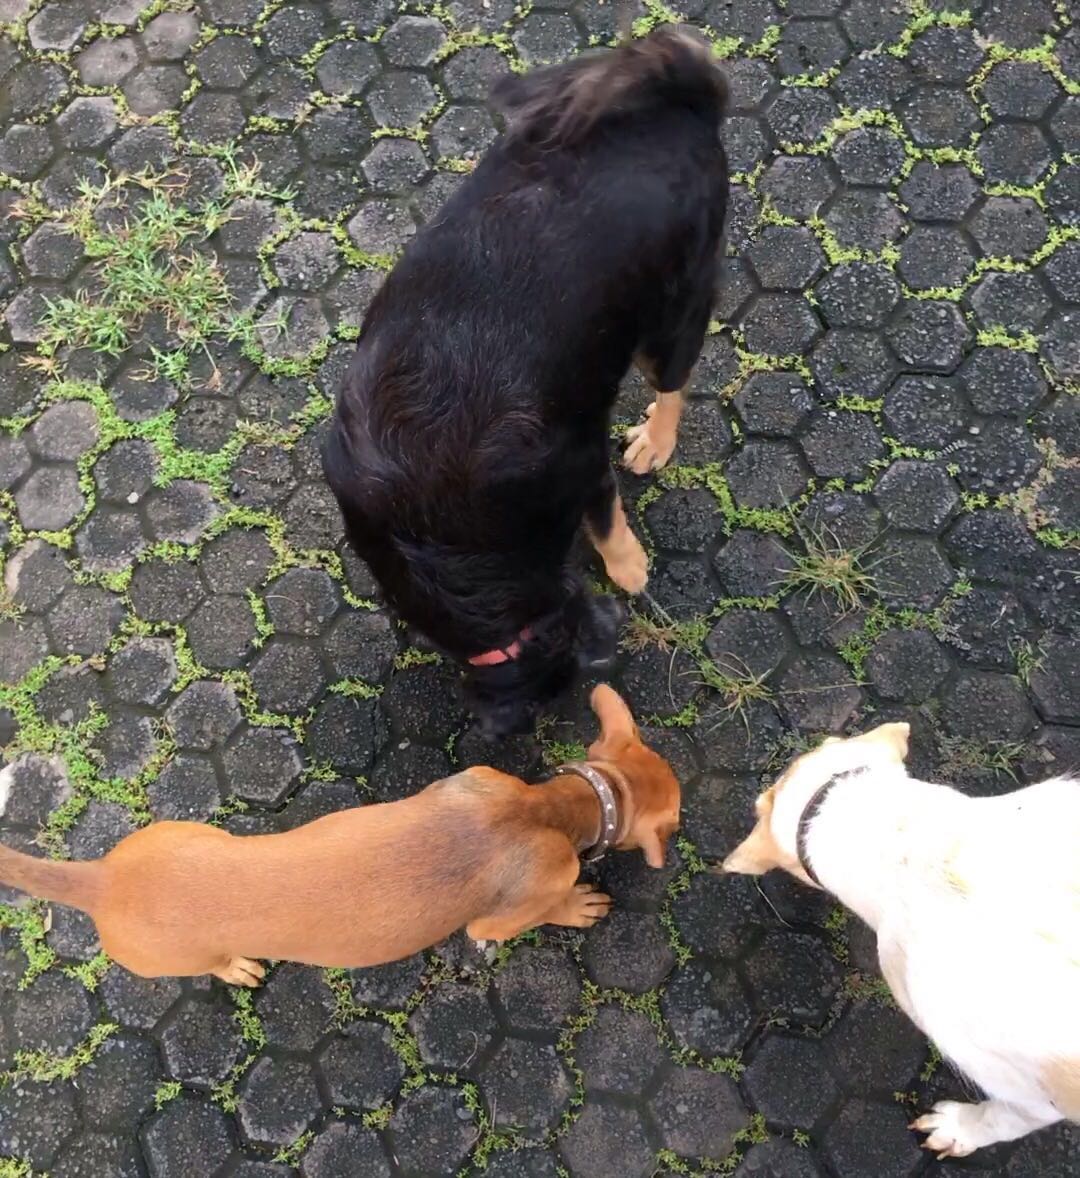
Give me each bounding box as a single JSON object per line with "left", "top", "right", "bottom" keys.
{"left": 0, "top": 843, "right": 101, "bottom": 913}
{"left": 490, "top": 24, "right": 729, "bottom": 149}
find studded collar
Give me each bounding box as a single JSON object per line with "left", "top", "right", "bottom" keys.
{"left": 551, "top": 761, "right": 624, "bottom": 863}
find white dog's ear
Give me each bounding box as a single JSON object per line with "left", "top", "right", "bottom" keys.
{"left": 853, "top": 722, "right": 910, "bottom": 762}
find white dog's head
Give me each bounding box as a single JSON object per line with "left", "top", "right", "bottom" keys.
{"left": 721, "top": 723, "right": 911, "bottom": 884}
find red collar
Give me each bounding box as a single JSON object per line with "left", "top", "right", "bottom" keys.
{"left": 467, "top": 625, "right": 534, "bottom": 667}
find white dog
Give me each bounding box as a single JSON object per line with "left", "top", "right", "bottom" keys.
{"left": 722, "top": 723, "right": 1080, "bottom": 1158}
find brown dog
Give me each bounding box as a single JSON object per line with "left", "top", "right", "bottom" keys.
{"left": 0, "top": 686, "right": 679, "bottom": 984}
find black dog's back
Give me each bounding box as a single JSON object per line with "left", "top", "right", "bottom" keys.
{"left": 325, "top": 27, "right": 728, "bottom": 726}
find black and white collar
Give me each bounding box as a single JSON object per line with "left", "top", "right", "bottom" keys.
{"left": 552, "top": 762, "right": 622, "bottom": 863}
{"left": 795, "top": 767, "right": 867, "bottom": 887}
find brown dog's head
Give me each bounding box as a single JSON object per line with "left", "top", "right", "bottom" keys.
{"left": 587, "top": 684, "right": 681, "bottom": 868}
{"left": 721, "top": 723, "right": 911, "bottom": 883}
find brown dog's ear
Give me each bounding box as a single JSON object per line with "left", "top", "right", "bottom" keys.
{"left": 720, "top": 819, "right": 783, "bottom": 876}
{"left": 852, "top": 722, "right": 910, "bottom": 762}
{"left": 590, "top": 684, "right": 637, "bottom": 744}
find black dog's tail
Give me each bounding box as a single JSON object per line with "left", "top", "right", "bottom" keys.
{"left": 490, "top": 24, "right": 728, "bottom": 149}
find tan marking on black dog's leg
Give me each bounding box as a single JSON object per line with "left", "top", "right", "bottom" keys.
{"left": 586, "top": 492, "right": 648, "bottom": 594}
{"left": 623, "top": 389, "right": 684, "bottom": 474}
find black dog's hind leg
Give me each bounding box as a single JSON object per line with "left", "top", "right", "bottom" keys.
{"left": 584, "top": 465, "right": 648, "bottom": 594}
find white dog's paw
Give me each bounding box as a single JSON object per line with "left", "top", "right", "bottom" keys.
{"left": 911, "top": 1102, "right": 981, "bottom": 1158}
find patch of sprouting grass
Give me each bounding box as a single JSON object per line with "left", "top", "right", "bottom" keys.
{"left": 938, "top": 735, "right": 1025, "bottom": 782}
{"left": 696, "top": 653, "right": 774, "bottom": 729}
{"left": 620, "top": 610, "right": 708, "bottom": 654}
{"left": 783, "top": 519, "right": 878, "bottom": 613}
{"left": 1010, "top": 638, "right": 1044, "bottom": 686}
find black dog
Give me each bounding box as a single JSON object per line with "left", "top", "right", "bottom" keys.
{"left": 323, "top": 26, "right": 729, "bottom": 737}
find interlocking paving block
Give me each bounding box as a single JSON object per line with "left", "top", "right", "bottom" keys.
{"left": 649, "top": 1065, "right": 748, "bottom": 1161}
{"left": 0, "top": 6, "right": 1075, "bottom": 1174}
{"left": 558, "top": 1101, "right": 654, "bottom": 1178}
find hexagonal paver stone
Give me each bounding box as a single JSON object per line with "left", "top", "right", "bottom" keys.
{"left": 249, "top": 963, "right": 332, "bottom": 1053}
{"left": 0, "top": 1075, "right": 77, "bottom": 1170}
{"left": 725, "top": 440, "right": 808, "bottom": 510}
{"left": 971, "top": 196, "right": 1048, "bottom": 261}
{"left": 94, "top": 437, "right": 159, "bottom": 505}
{"left": 146, "top": 482, "right": 219, "bottom": 547}
{"left": 664, "top": 955, "right": 757, "bottom": 1056}
{"left": 147, "top": 753, "right": 221, "bottom": 822}
{"left": 642, "top": 488, "right": 718, "bottom": 554}
{"left": 955, "top": 418, "right": 1041, "bottom": 496}
{"left": 315, "top": 38, "right": 379, "bottom": 95}
{"left": 822, "top": 1098, "right": 924, "bottom": 1178}
{"left": 185, "top": 595, "right": 258, "bottom": 670}
{"left": 142, "top": 10, "right": 200, "bottom": 59}
{"left": 494, "top": 943, "right": 582, "bottom": 1034}
{"left": 876, "top": 535, "right": 955, "bottom": 611}
{"left": 971, "top": 271, "right": 1052, "bottom": 335}
{"left": 1028, "top": 637, "right": 1080, "bottom": 724}
{"left": 349, "top": 952, "right": 424, "bottom": 1011}
{"left": 883, "top": 376, "right": 967, "bottom": 450}
{"left": 165, "top": 681, "right": 242, "bottom": 750}
{"left": 273, "top": 231, "right": 339, "bottom": 291}
{"left": 649, "top": 1066, "right": 747, "bottom": 1162}
{"left": 9, "top": 970, "right": 95, "bottom": 1054}
{"left": 322, "top": 609, "right": 396, "bottom": 683}
{"left": 582, "top": 908, "right": 676, "bottom": 993}
{"left": 79, "top": 1030, "right": 162, "bottom": 1127}
{"left": 801, "top": 410, "right": 884, "bottom": 481}
{"left": 221, "top": 727, "right": 302, "bottom": 806}
{"left": 897, "top": 225, "right": 975, "bottom": 291}
{"left": 108, "top": 637, "right": 177, "bottom": 706}
{"left": 265, "top": 568, "right": 340, "bottom": 635}
{"left": 22, "top": 225, "right": 85, "bottom": 283}
{"left": 409, "top": 981, "right": 497, "bottom": 1072}
{"left": 558, "top": 1101, "right": 654, "bottom": 1178}
{"left": 734, "top": 373, "right": 813, "bottom": 437}
{"left": 100, "top": 969, "right": 180, "bottom": 1032}
{"left": 199, "top": 529, "right": 275, "bottom": 596}
{"left": 778, "top": 654, "right": 862, "bottom": 732}
{"left": 960, "top": 347, "right": 1047, "bottom": 417}
{"left": 77, "top": 36, "right": 139, "bottom": 85}
{"left": 159, "top": 999, "right": 246, "bottom": 1086}
{"left": 834, "top": 127, "right": 906, "bottom": 188}
{"left": 739, "top": 1140, "right": 826, "bottom": 1177}
{"left": 6, "top": 538, "right": 73, "bottom": 613}
{"left": 886, "top": 300, "right": 970, "bottom": 373}
{"left": 387, "top": 1085, "right": 476, "bottom": 1176}
{"left": 741, "top": 294, "right": 821, "bottom": 357}
{"left": 713, "top": 530, "right": 794, "bottom": 599}
{"left": 301, "top": 1122, "right": 391, "bottom": 1178}
{"left": 705, "top": 609, "right": 788, "bottom": 681}
{"left": 47, "top": 585, "right": 125, "bottom": 656}
{"left": 14, "top": 466, "right": 84, "bottom": 531}
{"left": 574, "top": 1003, "right": 666, "bottom": 1094}
{"left": 747, "top": 226, "right": 826, "bottom": 292}
{"left": 1003, "top": 1121, "right": 1080, "bottom": 1176}
{"left": 0, "top": 615, "right": 48, "bottom": 684}
{"left": 481, "top": 1038, "right": 572, "bottom": 1137}
{"left": 193, "top": 33, "right": 261, "bottom": 88}
{"left": 141, "top": 1096, "right": 234, "bottom": 1178}
{"left": 746, "top": 1033, "right": 841, "bottom": 1128}
{"left": 238, "top": 1055, "right": 321, "bottom": 1146}
{"left": 744, "top": 930, "right": 843, "bottom": 1025}
{"left": 0, "top": 753, "right": 71, "bottom": 827}
{"left": 250, "top": 642, "right": 327, "bottom": 713}
{"left": 979, "top": 122, "right": 1053, "bottom": 187}
{"left": 827, "top": 996, "right": 927, "bottom": 1091}
{"left": 814, "top": 262, "right": 899, "bottom": 331}
{"left": 899, "top": 161, "right": 979, "bottom": 223}
{"left": 366, "top": 70, "right": 438, "bottom": 128}
{"left": 51, "top": 1130, "right": 146, "bottom": 1178}
{"left": 942, "top": 670, "right": 1036, "bottom": 743}
{"left": 810, "top": 330, "right": 895, "bottom": 404}
{"left": 317, "top": 1019, "right": 405, "bottom": 1110}
{"left": 874, "top": 461, "right": 959, "bottom": 533}
{"left": 766, "top": 86, "right": 837, "bottom": 147}
{"left": 759, "top": 154, "right": 836, "bottom": 221}
{"left": 866, "top": 629, "right": 951, "bottom": 704}
{"left": 1044, "top": 241, "right": 1080, "bottom": 305}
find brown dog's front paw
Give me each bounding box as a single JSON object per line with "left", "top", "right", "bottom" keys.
{"left": 550, "top": 883, "right": 613, "bottom": 928}
{"left": 213, "top": 956, "right": 266, "bottom": 987}
{"left": 604, "top": 532, "right": 648, "bottom": 594}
